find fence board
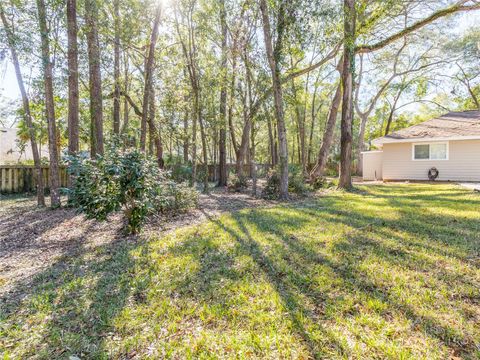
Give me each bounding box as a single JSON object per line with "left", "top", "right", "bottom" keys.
{"left": 0, "top": 163, "right": 273, "bottom": 194}
{"left": 0, "top": 166, "right": 68, "bottom": 194}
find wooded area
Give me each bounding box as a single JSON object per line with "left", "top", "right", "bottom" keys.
{"left": 1, "top": 0, "right": 479, "bottom": 206}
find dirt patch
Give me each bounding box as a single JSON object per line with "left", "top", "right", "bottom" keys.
{"left": 0, "top": 188, "right": 276, "bottom": 299}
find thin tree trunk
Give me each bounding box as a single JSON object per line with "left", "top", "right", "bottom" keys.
{"left": 140, "top": 4, "right": 161, "bottom": 151}
{"left": 217, "top": 0, "right": 227, "bottom": 186}
{"left": 385, "top": 89, "right": 402, "bottom": 135}
{"left": 148, "top": 86, "right": 164, "bottom": 168}
{"left": 198, "top": 96, "right": 209, "bottom": 193}
{"left": 183, "top": 104, "right": 189, "bottom": 163}
{"left": 66, "top": 0, "right": 79, "bottom": 197}
{"left": 355, "top": 114, "right": 368, "bottom": 175}
{"left": 67, "top": 0, "right": 79, "bottom": 155}
{"left": 37, "top": 0, "right": 60, "bottom": 207}
{"left": 265, "top": 106, "right": 276, "bottom": 167}
{"left": 260, "top": 0, "right": 289, "bottom": 199}
{"left": 291, "top": 77, "right": 306, "bottom": 173}
{"left": 121, "top": 51, "right": 130, "bottom": 135}
{"left": 1, "top": 4, "right": 45, "bottom": 206}
{"left": 310, "top": 82, "right": 341, "bottom": 179}
{"left": 85, "top": 0, "right": 104, "bottom": 157}
{"left": 338, "top": 0, "right": 356, "bottom": 190}
{"left": 113, "top": 0, "right": 121, "bottom": 135}
{"left": 227, "top": 60, "right": 238, "bottom": 156}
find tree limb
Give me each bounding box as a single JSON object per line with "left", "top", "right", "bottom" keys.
{"left": 356, "top": 2, "right": 480, "bottom": 54}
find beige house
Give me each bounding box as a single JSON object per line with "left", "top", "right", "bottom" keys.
{"left": 0, "top": 127, "right": 49, "bottom": 164}
{"left": 362, "top": 110, "right": 480, "bottom": 182}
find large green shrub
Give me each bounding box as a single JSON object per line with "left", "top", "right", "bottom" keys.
{"left": 261, "top": 165, "right": 309, "bottom": 199}
{"left": 67, "top": 145, "right": 199, "bottom": 234}
{"left": 227, "top": 173, "right": 248, "bottom": 192}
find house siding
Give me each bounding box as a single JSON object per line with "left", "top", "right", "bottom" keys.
{"left": 362, "top": 151, "right": 383, "bottom": 181}
{"left": 382, "top": 140, "right": 480, "bottom": 181}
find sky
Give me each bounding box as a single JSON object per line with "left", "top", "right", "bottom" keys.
{"left": 1, "top": 9, "right": 479, "bottom": 127}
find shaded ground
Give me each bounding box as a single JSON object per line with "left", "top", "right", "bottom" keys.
{"left": 1, "top": 184, "right": 479, "bottom": 359}
{"left": 0, "top": 188, "right": 271, "bottom": 299}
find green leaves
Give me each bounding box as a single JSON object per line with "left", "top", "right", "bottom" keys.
{"left": 67, "top": 142, "right": 199, "bottom": 234}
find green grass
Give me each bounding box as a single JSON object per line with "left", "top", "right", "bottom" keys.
{"left": 1, "top": 184, "right": 480, "bottom": 359}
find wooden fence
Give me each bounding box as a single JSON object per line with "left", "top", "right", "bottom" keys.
{"left": 0, "top": 166, "right": 68, "bottom": 194}
{"left": 0, "top": 163, "right": 272, "bottom": 194}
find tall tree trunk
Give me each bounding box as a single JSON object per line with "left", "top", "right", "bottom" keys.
{"left": 148, "top": 86, "right": 164, "bottom": 168}
{"left": 355, "top": 113, "right": 368, "bottom": 175}
{"left": 121, "top": 51, "right": 130, "bottom": 135}
{"left": 198, "top": 95, "right": 208, "bottom": 193}
{"left": 260, "top": 0, "right": 289, "bottom": 199}
{"left": 217, "top": 0, "right": 228, "bottom": 186}
{"left": 113, "top": 0, "right": 120, "bottom": 134}
{"left": 227, "top": 59, "right": 238, "bottom": 157}
{"left": 67, "top": 0, "right": 79, "bottom": 196}
{"left": 291, "top": 78, "right": 306, "bottom": 173}
{"left": 37, "top": 0, "right": 61, "bottom": 207}
{"left": 191, "top": 87, "right": 198, "bottom": 186}
{"left": 140, "top": 4, "right": 161, "bottom": 151}
{"left": 338, "top": 0, "right": 356, "bottom": 190}
{"left": 265, "top": 106, "right": 276, "bottom": 167}
{"left": 183, "top": 104, "right": 189, "bottom": 163}
{"left": 1, "top": 4, "right": 45, "bottom": 206}
{"left": 310, "top": 82, "right": 341, "bottom": 179}
{"left": 385, "top": 89, "right": 402, "bottom": 135}
{"left": 85, "top": 0, "right": 104, "bottom": 157}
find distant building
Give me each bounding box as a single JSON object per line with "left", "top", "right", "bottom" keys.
{"left": 362, "top": 111, "right": 480, "bottom": 181}
{"left": 0, "top": 127, "right": 48, "bottom": 164}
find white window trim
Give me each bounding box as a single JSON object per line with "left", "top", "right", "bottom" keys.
{"left": 411, "top": 141, "right": 449, "bottom": 161}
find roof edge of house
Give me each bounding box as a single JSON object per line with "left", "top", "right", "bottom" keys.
{"left": 372, "top": 135, "right": 480, "bottom": 146}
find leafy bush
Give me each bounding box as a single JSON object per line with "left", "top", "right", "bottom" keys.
{"left": 310, "top": 176, "right": 335, "bottom": 190}
{"left": 261, "top": 169, "right": 281, "bottom": 199}
{"left": 227, "top": 173, "right": 248, "bottom": 192}
{"left": 67, "top": 145, "right": 198, "bottom": 234}
{"left": 261, "top": 166, "right": 309, "bottom": 199}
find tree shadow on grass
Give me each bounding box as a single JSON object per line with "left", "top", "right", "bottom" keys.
{"left": 233, "top": 187, "right": 479, "bottom": 357}
{"left": 0, "top": 220, "right": 147, "bottom": 359}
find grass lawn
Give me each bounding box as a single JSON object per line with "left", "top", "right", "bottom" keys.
{"left": 1, "top": 184, "right": 479, "bottom": 359}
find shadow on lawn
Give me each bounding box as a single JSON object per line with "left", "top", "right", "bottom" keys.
{"left": 0, "top": 220, "right": 145, "bottom": 359}
{"left": 192, "top": 184, "right": 479, "bottom": 358}
{"left": 1, "top": 185, "right": 479, "bottom": 358}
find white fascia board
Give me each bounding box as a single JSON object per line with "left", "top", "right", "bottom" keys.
{"left": 372, "top": 135, "right": 480, "bottom": 145}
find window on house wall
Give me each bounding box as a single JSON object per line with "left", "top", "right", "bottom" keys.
{"left": 413, "top": 142, "right": 448, "bottom": 160}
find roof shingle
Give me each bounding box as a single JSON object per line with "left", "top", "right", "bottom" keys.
{"left": 373, "top": 110, "right": 480, "bottom": 145}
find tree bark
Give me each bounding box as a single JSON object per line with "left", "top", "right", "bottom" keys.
{"left": 1, "top": 4, "right": 45, "bottom": 206}
{"left": 183, "top": 102, "right": 189, "bottom": 163}
{"left": 338, "top": 0, "right": 356, "bottom": 190}
{"left": 85, "top": 0, "right": 104, "bottom": 157}
{"left": 113, "top": 0, "right": 121, "bottom": 135}
{"left": 140, "top": 4, "right": 161, "bottom": 152}
{"left": 121, "top": 50, "right": 130, "bottom": 135}
{"left": 66, "top": 0, "right": 79, "bottom": 196}
{"left": 355, "top": 114, "right": 368, "bottom": 175}
{"left": 264, "top": 106, "right": 276, "bottom": 167}
{"left": 310, "top": 82, "right": 341, "bottom": 180}
{"left": 147, "top": 86, "right": 164, "bottom": 168}
{"left": 217, "top": 0, "right": 228, "bottom": 186}
{"left": 67, "top": 0, "right": 79, "bottom": 154}
{"left": 37, "top": 0, "right": 61, "bottom": 207}
{"left": 290, "top": 77, "right": 306, "bottom": 173}
{"left": 260, "top": 0, "right": 289, "bottom": 199}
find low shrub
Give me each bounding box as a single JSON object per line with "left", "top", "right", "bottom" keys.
{"left": 227, "top": 173, "right": 248, "bottom": 192}
{"left": 262, "top": 166, "right": 309, "bottom": 199}
{"left": 310, "top": 176, "right": 335, "bottom": 190}
{"left": 67, "top": 144, "right": 198, "bottom": 234}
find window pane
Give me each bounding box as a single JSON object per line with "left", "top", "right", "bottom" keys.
{"left": 414, "top": 144, "right": 429, "bottom": 159}
{"left": 430, "top": 143, "right": 447, "bottom": 160}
